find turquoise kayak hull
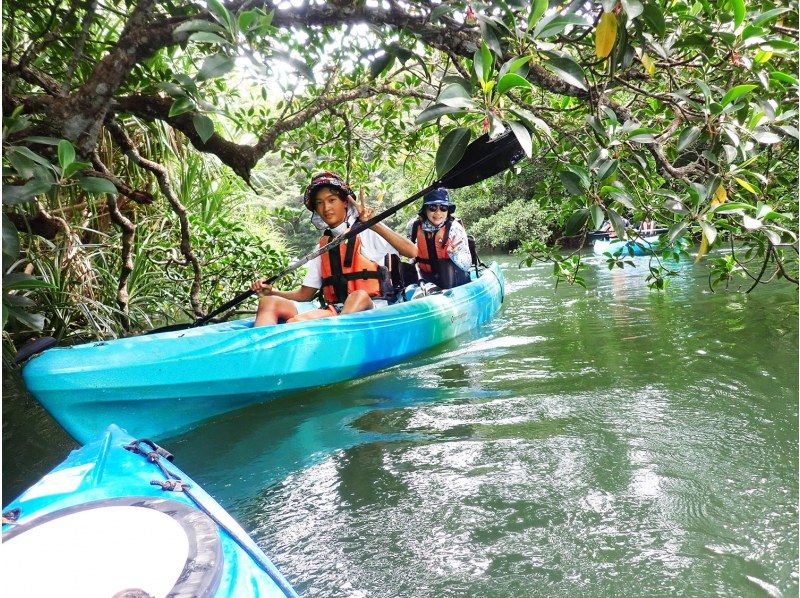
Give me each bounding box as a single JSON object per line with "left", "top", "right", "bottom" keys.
{"left": 2, "top": 425, "right": 296, "bottom": 597}
{"left": 593, "top": 234, "right": 662, "bottom": 256}
{"left": 23, "top": 263, "right": 505, "bottom": 443}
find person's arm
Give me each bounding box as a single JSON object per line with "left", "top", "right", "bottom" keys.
{"left": 369, "top": 221, "right": 418, "bottom": 258}
{"left": 354, "top": 192, "right": 417, "bottom": 258}
{"left": 446, "top": 223, "right": 472, "bottom": 272}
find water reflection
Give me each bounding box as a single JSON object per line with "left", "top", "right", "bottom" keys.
{"left": 4, "top": 253, "right": 797, "bottom": 597}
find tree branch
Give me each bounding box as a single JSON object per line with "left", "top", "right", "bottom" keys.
{"left": 106, "top": 120, "right": 204, "bottom": 317}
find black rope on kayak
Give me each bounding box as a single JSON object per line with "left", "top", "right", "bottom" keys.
{"left": 124, "top": 439, "right": 297, "bottom": 598}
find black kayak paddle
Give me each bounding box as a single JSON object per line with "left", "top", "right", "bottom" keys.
{"left": 147, "top": 129, "right": 526, "bottom": 335}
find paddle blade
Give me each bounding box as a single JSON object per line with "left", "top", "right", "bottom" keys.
{"left": 440, "top": 129, "right": 526, "bottom": 189}
{"left": 15, "top": 336, "right": 58, "bottom": 364}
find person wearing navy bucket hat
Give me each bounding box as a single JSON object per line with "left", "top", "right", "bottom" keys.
{"left": 405, "top": 188, "right": 472, "bottom": 295}
{"left": 250, "top": 171, "right": 417, "bottom": 326}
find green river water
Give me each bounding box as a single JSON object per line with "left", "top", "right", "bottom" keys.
{"left": 3, "top": 251, "right": 798, "bottom": 597}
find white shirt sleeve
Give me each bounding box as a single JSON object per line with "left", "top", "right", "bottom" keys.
{"left": 447, "top": 220, "right": 472, "bottom": 272}
{"left": 301, "top": 255, "right": 322, "bottom": 288}
{"left": 358, "top": 228, "right": 398, "bottom": 262}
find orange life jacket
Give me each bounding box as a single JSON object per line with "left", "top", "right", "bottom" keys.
{"left": 319, "top": 230, "right": 384, "bottom": 304}
{"left": 412, "top": 218, "right": 453, "bottom": 276}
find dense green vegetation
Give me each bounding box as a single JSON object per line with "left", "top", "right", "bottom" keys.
{"left": 3, "top": 0, "right": 797, "bottom": 357}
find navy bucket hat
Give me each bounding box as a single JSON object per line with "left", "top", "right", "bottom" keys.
{"left": 419, "top": 188, "right": 455, "bottom": 216}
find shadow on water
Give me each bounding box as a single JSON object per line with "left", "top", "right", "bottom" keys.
{"left": 162, "top": 322, "right": 514, "bottom": 511}
{"left": 2, "top": 365, "right": 77, "bottom": 501}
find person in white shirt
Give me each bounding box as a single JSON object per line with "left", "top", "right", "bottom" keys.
{"left": 250, "top": 172, "right": 417, "bottom": 326}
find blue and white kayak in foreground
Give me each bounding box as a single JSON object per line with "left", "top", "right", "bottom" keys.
{"left": 23, "top": 263, "right": 505, "bottom": 443}
{"left": 2, "top": 425, "right": 296, "bottom": 597}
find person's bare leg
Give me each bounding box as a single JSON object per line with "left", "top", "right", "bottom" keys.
{"left": 288, "top": 308, "right": 336, "bottom": 323}
{"left": 254, "top": 296, "right": 299, "bottom": 327}
{"left": 341, "top": 290, "right": 374, "bottom": 314}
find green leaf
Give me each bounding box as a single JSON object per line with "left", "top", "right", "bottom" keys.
{"left": 2, "top": 213, "right": 20, "bottom": 261}
{"left": 742, "top": 214, "right": 762, "bottom": 230}
{"left": 10, "top": 146, "right": 52, "bottom": 167}
{"left": 198, "top": 53, "right": 234, "bottom": 80}
{"left": 699, "top": 221, "right": 717, "bottom": 246}
{"left": 369, "top": 53, "right": 394, "bottom": 79}
{"left": 188, "top": 32, "right": 230, "bottom": 45}
{"left": 677, "top": 126, "right": 701, "bottom": 152}
{"left": 437, "top": 84, "right": 474, "bottom": 108}
{"left": 770, "top": 71, "right": 799, "bottom": 86}
{"left": 238, "top": 10, "right": 258, "bottom": 31}
{"left": 642, "top": 1, "right": 666, "bottom": 36}
{"left": 541, "top": 51, "right": 587, "bottom": 91}
{"left": 2, "top": 180, "right": 52, "bottom": 204}
{"left": 3, "top": 272, "right": 53, "bottom": 290}
{"left": 22, "top": 136, "right": 60, "bottom": 146}
{"left": 473, "top": 41, "right": 494, "bottom": 83}
{"left": 609, "top": 189, "right": 634, "bottom": 209}
{"left": 478, "top": 17, "right": 503, "bottom": 56}
{"left": 498, "top": 56, "right": 531, "bottom": 78}
{"left": 169, "top": 97, "right": 195, "bottom": 117}
{"left": 78, "top": 176, "right": 118, "bottom": 195}
{"left": 559, "top": 170, "right": 585, "bottom": 196}
{"left": 627, "top": 127, "right": 657, "bottom": 143}
{"left": 590, "top": 204, "right": 605, "bottom": 230}
{"left": 752, "top": 7, "right": 790, "bottom": 28}
{"left": 416, "top": 103, "right": 464, "bottom": 125}
{"left": 734, "top": 177, "right": 758, "bottom": 194}
{"left": 5, "top": 305, "right": 45, "bottom": 331}
{"left": 712, "top": 202, "right": 754, "bottom": 214}
{"left": 192, "top": 114, "right": 215, "bottom": 143}
{"left": 720, "top": 84, "right": 757, "bottom": 107}
{"left": 174, "top": 19, "right": 228, "bottom": 36}
{"left": 533, "top": 13, "right": 590, "bottom": 39}
{"left": 731, "top": 0, "right": 746, "bottom": 28}
{"left": 621, "top": 0, "right": 644, "bottom": 19}
{"left": 57, "top": 139, "right": 75, "bottom": 170}
{"left": 694, "top": 78, "right": 713, "bottom": 104}
{"left": 207, "top": 0, "right": 235, "bottom": 33}
{"left": 751, "top": 128, "right": 781, "bottom": 144}
{"left": 429, "top": 4, "right": 451, "bottom": 22}
{"left": 508, "top": 121, "right": 532, "bottom": 158}
{"left": 435, "top": 127, "right": 471, "bottom": 178}
{"left": 607, "top": 208, "right": 627, "bottom": 239}
{"left": 509, "top": 108, "right": 554, "bottom": 142}
{"left": 496, "top": 73, "right": 532, "bottom": 95}
{"left": 597, "top": 159, "right": 618, "bottom": 182}
{"left": 668, "top": 221, "right": 689, "bottom": 243}
{"left": 63, "top": 161, "right": 91, "bottom": 179}
{"left": 528, "top": 0, "right": 548, "bottom": 29}
{"left": 564, "top": 209, "right": 590, "bottom": 235}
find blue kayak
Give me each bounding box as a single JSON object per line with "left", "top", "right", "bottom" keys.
{"left": 1, "top": 425, "right": 296, "bottom": 597}
{"left": 592, "top": 234, "right": 664, "bottom": 256}
{"left": 23, "top": 263, "right": 505, "bottom": 443}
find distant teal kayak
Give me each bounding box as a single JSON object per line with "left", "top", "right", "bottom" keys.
{"left": 593, "top": 234, "right": 679, "bottom": 256}
{"left": 1, "top": 424, "right": 296, "bottom": 597}
{"left": 23, "top": 263, "right": 505, "bottom": 443}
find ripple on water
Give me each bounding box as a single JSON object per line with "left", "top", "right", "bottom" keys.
{"left": 202, "top": 255, "right": 800, "bottom": 597}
